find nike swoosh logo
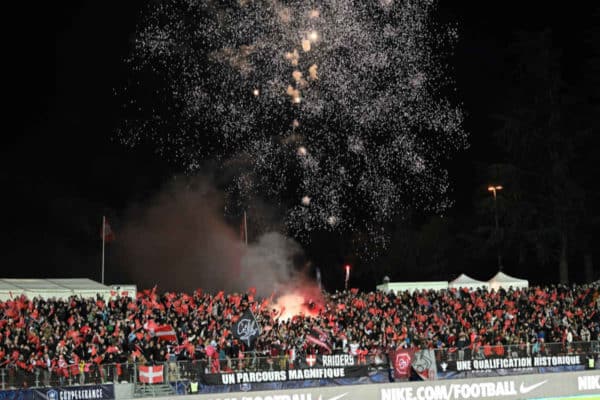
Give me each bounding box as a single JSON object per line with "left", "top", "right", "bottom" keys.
{"left": 520, "top": 380, "right": 548, "bottom": 394}
{"left": 318, "top": 393, "right": 348, "bottom": 400}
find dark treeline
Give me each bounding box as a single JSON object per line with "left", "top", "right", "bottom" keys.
{"left": 349, "top": 4, "right": 600, "bottom": 289}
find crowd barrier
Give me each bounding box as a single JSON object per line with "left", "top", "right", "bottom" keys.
{"left": 136, "top": 370, "right": 600, "bottom": 400}
{"left": 0, "top": 341, "right": 598, "bottom": 394}
{"left": 0, "top": 353, "right": 388, "bottom": 390}
{"left": 0, "top": 362, "right": 138, "bottom": 389}
{"left": 2, "top": 370, "right": 598, "bottom": 400}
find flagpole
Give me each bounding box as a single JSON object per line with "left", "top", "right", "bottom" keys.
{"left": 101, "top": 215, "right": 106, "bottom": 285}
{"left": 243, "top": 211, "right": 248, "bottom": 246}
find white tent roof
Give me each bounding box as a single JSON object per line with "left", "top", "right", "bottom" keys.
{"left": 0, "top": 278, "right": 115, "bottom": 301}
{"left": 377, "top": 281, "right": 448, "bottom": 293}
{"left": 449, "top": 273, "right": 489, "bottom": 289}
{"left": 48, "top": 279, "right": 110, "bottom": 290}
{"left": 487, "top": 271, "right": 529, "bottom": 290}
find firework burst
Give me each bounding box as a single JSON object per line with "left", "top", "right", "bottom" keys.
{"left": 121, "top": 0, "right": 466, "bottom": 252}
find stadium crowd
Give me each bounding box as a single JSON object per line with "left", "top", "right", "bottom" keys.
{"left": 1, "top": 283, "right": 599, "bottom": 375}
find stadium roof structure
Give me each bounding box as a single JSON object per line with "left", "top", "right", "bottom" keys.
{"left": 0, "top": 278, "right": 132, "bottom": 301}
{"left": 448, "top": 273, "right": 489, "bottom": 290}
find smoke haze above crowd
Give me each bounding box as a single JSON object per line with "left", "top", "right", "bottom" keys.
{"left": 115, "top": 178, "right": 311, "bottom": 295}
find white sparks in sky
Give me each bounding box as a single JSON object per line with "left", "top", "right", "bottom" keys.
{"left": 122, "top": 0, "right": 467, "bottom": 252}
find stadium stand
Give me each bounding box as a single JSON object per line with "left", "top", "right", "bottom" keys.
{"left": 0, "top": 278, "right": 599, "bottom": 390}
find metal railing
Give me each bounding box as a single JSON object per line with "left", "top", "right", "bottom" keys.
{"left": 0, "top": 352, "right": 389, "bottom": 390}
{"left": 0, "top": 363, "right": 138, "bottom": 390}
{"left": 7, "top": 341, "right": 595, "bottom": 390}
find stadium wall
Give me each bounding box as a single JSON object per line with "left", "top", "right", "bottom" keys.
{"left": 128, "top": 370, "right": 600, "bottom": 400}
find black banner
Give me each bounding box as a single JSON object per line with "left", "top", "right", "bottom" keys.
{"left": 298, "top": 353, "right": 358, "bottom": 368}
{"left": 232, "top": 309, "right": 261, "bottom": 350}
{"left": 437, "top": 354, "right": 584, "bottom": 372}
{"left": 32, "top": 385, "right": 114, "bottom": 400}
{"left": 201, "top": 366, "right": 369, "bottom": 385}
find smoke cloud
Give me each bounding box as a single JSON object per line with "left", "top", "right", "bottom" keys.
{"left": 115, "top": 177, "right": 317, "bottom": 298}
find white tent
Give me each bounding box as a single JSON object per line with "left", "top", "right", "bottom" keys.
{"left": 487, "top": 271, "right": 529, "bottom": 290}
{"left": 377, "top": 281, "right": 448, "bottom": 293}
{"left": 448, "top": 274, "right": 489, "bottom": 290}
{"left": 0, "top": 280, "right": 22, "bottom": 301}
{"left": 0, "top": 278, "right": 118, "bottom": 301}
{"left": 49, "top": 279, "right": 113, "bottom": 299}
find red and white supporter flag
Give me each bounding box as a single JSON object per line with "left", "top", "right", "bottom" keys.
{"left": 154, "top": 324, "right": 177, "bottom": 342}
{"left": 101, "top": 217, "right": 115, "bottom": 242}
{"left": 392, "top": 349, "right": 415, "bottom": 379}
{"left": 139, "top": 365, "right": 164, "bottom": 384}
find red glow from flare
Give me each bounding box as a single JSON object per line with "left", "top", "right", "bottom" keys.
{"left": 273, "top": 284, "right": 324, "bottom": 320}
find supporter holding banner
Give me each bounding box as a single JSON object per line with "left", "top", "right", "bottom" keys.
{"left": 392, "top": 348, "right": 415, "bottom": 379}
{"left": 437, "top": 354, "right": 586, "bottom": 373}
{"left": 305, "top": 326, "right": 332, "bottom": 354}
{"left": 200, "top": 365, "right": 370, "bottom": 385}
{"left": 154, "top": 324, "right": 177, "bottom": 342}
{"left": 411, "top": 350, "right": 437, "bottom": 380}
{"left": 298, "top": 354, "right": 357, "bottom": 368}
{"left": 139, "top": 365, "right": 164, "bottom": 384}
{"left": 232, "top": 309, "right": 261, "bottom": 350}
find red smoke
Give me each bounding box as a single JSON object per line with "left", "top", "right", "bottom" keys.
{"left": 273, "top": 280, "right": 324, "bottom": 320}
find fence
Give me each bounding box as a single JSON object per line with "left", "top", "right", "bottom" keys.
{"left": 0, "top": 352, "right": 388, "bottom": 390}
{"left": 0, "top": 363, "right": 138, "bottom": 390}
{"left": 1, "top": 342, "right": 597, "bottom": 390}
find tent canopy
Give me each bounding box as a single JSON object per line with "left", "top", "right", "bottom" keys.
{"left": 377, "top": 281, "right": 448, "bottom": 293}
{"left": 487, "top": 271, "right": 529, "bottom": 290}
{"left": 0, "top": 278, "right": 131, "bottom": 301}
{"left": 449, "top": 273, "right": 489, "bottom": 289}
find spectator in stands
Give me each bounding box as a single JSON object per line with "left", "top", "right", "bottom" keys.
{"left": 581, "top": 326, "right": 591, "bottom": 341}
{"left": 0, "top": 281, "right": 599, "bottom": 377}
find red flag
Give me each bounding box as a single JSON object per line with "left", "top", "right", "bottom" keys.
{"left": 106, "top": 345, "right": 119, "bottom": 354}
{"left": 101, "top": 218, "right": 115, "bottom": 242}
{"left": 306, "top": 327, "right": 332, "bottom": 354}
{"left": 143, "top": 319, "right": 158, "bottom": 332}
{"left": 139, "top": 365, "right": 164, "bottom": 384}
{"left": 154, "top": 325, "right": 177, "bottom": 342}
{"left": 392, "top": 349, "right": 415, "bottom": 379}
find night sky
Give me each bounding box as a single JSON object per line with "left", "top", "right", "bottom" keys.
{"left": 3, "top": 1, "right": 599, "bottom": 291}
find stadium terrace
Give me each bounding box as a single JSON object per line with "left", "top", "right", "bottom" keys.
{"left": 0, "top": 283, "right": 599, "bottom": 382}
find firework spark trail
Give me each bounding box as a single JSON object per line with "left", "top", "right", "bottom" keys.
{"left": 122, "top": 0, "right": 466, "bottom": 251}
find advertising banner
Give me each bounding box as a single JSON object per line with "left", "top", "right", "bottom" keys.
{"left": 189, "top": 371, "right": 389, "bottom": 394}
{"left": 31, "top": 385, "right": 114, "bottom": 400}
{"left": 174, "top": 370, "right": 600, "bottom": 400}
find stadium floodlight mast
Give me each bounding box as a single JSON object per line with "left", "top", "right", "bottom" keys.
{"left": 487, "top": 185, "right": 503, "bottom": 271}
